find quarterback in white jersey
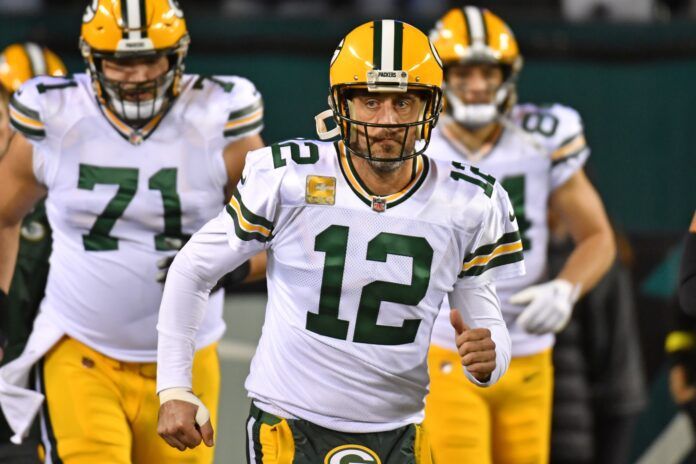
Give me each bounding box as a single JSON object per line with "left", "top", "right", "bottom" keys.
{"left": 0, "top": 1, "right": 264, "bottom": 463}
{"left": 423, "top": 7, "right": 616, "bottom": 464}
{"left": 156, "top": 20, "right": 523, "bottom": 463}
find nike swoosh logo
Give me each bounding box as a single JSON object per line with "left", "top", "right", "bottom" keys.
{"left": 509, "top": 211, "right": 516, "bottom": 222}
{"left": 523, "top": 372, "right": 539, "bottom": 383}
{"left": 240, "top": 175, "right": 247, "bottom": 185}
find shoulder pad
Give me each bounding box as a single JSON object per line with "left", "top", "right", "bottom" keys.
{"left": 9, "top": 75, "right": 80, "bottom": 140}
{"left": 513, "top": 103, "right": 588, "bottom": 162}
{"left": 187, "top": 75, "right": 264, "bottom": 141}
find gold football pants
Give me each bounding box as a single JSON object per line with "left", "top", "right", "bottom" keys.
{"left": 38, "top": 336, "right": 219, "bottom": 464}
{"left": 424, "top": 345, "right": 553, "bottom": 464}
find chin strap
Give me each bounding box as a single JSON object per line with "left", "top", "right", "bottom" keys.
{"left": 315, "top": 108, "right": 341, "bottom": 140}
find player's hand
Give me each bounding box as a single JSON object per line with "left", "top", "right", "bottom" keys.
{"left": 670, "top": 364, "right": 696, "bottom": 405}
{"left": 511, "top": 279, "right": 579, "bottom": 335}
{"left": 156, "top": 237, "right": 189, "bottom": 284}
{"left": 450, "top": 309, "right": 496, "bottom": 383}
{"left": 157, "top": 389, "right": 214, "bottom": 451}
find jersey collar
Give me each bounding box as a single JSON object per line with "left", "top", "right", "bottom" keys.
{"left": 95, "top": 99, "right": 170, "bottom": 146}
{"left": 334, "top": 141, "right": 430, "bottom": 212}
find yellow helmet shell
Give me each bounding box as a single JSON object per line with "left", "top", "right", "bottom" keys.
{"left": 431, "top": 6, "right": 522, "bottom": 72}
{"left": 0, "top": 43, "right": 67, "bottom": 92}
{"left": 325, "top": 20, "right": 443, "bottom": 161}
{"left": 330, "top": 19, "right": 443, "bottom": 91}
{"left": 81, "top": 0, "right": 188, "bottom": 54}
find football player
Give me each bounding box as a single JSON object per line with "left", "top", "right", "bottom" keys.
{"left": 0, "top": 41, "right": 66, "bottom": 464}
{"left": 155, "top": 20, "right": 524, "bottom": 463}
{"left": 0, "top": 1, "right": 265, "bottom": 463}
{"left": 424, "top": 6, "right": 616, "bottom": 464}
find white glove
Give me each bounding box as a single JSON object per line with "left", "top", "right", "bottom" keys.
{"left": 510, "top": 279, "right": 581, "bottom": 334}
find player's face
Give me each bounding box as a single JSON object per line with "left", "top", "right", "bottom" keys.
{"left": 349, "top": 91, "right": 425, "bottom": 162}
{"left": 0, "top": 97, "right": 11, "bottom": 158}
{"left": 101, "top": 55, "right": 169, "bottom": 101}
{"left": 446, "top": 63, "right": 504, "bottom": 105}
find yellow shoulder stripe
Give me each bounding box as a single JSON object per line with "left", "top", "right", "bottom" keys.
{"left": 462, "top": 241, "right": 523, "bottom": 272}
{"left": 228, "top": 196, "right": 272, "bottom": 237}
{"left": 551, "top": 133, "right": 586, "bottom": 161}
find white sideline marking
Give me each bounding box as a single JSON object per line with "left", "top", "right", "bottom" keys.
{"left": 218, "top": 340, "right": 256, "bottom": 362}
{"left": 636, "top": 412, "right": 693, "bottom": 464}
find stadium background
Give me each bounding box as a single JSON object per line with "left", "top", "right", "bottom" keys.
{"left": 0, "top": 1, "right": 694, "bottom": 462}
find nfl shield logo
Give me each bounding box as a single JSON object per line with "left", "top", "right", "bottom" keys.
{"left": 371, "top": 196, "right": 386, "bottom": 213}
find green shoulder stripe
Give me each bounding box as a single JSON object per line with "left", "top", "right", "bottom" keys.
{"left": 232, "top": 189, "right": 274, "bottom": 230}
{"left": 225, "top": 204, "right": 272, "bottom": 243}
{"left": 224, "top": 120, "right": 264, "bottom": 138}
{"left": 459, "top": 250, "right": 524, "bottom": 277}
{"left": 10, "top": 95, "right": 41, "bottom": 121}
{"left": 227, "top": 98, "right": 263, "bottom": 122}
{"left": 551, "top": 147, "right": 588, "bottom": 167}
{"left": 10, "top": 119, "right": 45, "bottom": 139}
{"left": 463, "top": 231, "right": 521, "bottom": 263}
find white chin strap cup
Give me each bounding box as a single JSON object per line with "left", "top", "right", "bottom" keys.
{"left": 159, "top": 387, "right": 210, "bottom": 426}
{"left": 315, "top": 108, "right": 341, "bottom": 140}
{"left": 446, "top": 88, "right": 508, "bottom": 129}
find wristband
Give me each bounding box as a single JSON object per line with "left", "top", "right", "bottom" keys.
{"left": 159, "top": 387, "right": 210, "bottom": 426}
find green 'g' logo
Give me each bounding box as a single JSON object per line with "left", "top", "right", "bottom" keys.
{"left": 325, "top": 445, "right": 381, "bottom": 464}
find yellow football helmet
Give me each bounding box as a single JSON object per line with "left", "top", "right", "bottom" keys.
{"left": 0, "top": 43, "right": 67, "bottom": 92}
{"left": 317, "top": 19, "right": 443, "bottom": 162}
{"left": 80, "top": 0, "right": 189, "bottom": 128}
{"left": 430, "top": 6, "right": 523, "bottom": 128}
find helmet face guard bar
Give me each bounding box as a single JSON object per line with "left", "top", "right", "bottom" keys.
{"left": 331, "top": 83, "right": 443, "bottom": 163}
{"left": 84, "top": 39, "right": 188, "bottom": 129}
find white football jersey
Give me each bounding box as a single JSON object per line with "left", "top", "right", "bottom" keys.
{"left": 428, "top": 103, "right": 590, "bottom": 357}
{"left": 164, "top": 139, "right": 524, "bottom": 431}
{"left": 9, "top": 73, "right": 264, "bottom": 361}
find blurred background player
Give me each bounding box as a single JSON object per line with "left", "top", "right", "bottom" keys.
{"left": 155, "top": 19, "right": 521, "bottom": 462}
{"left": 667, "top": 212, "right": 696, "bottom": 440}
{"left": 0, "top": 1, "right": 265, "bottom": 463}
{"left": 424, "top": 6, "right": 615, "bottom": 464}
{"left": 547, "top": 215, "right": 646, "bottom": 464}
{"left": 0, "top": 42, "right": 66, "bottom": 464}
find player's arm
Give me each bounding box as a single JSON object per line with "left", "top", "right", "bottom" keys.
{"left": 222, "top": 133, "right": 267, "bottom": 284}
{"left": 157, "top": 148, "right": 278, "bottom": 450}
{"left": 451, "top": 180, "right": 523, "bottom": 385}
{"left": 222, "top": 133, "right": 264, "bottom": 196}
{"left": 513, "top": 169, "right": 614, "bottom": 334}
{"left": 157, "top": 213, "right": 253, "bottom": 451}
{"left": 448, "top": 283, "right": 511, "bottom": 386}
{"left": 0, "top": 133, "right": 45, "bottom": 353}
{"left": 549, "top": 169, "right": 615, "bottom": 295}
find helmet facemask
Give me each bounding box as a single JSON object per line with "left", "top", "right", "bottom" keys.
{"left": 81, "top": 38, "right": 188, "bottom": 129}
{"left": 328, "top": 82, "right": 443, "bottom": 165}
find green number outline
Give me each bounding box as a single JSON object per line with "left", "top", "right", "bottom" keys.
{"left": 78, "top": 165, "right": 184, "bottom": 251}
{"left": 149, "top": 168, "right": 184, "bottom": 250}
{"left": 307, "top": 225, "right": 434, "bottom": 346}
{"left": 78, "top": 164, "right": 139, "bottom": 251}
{"left": 271, "top": 141, "right": 319, "bottom": 169}
{"left": 450, "top": 161, "right": 494, "bottom": 198}
{"left": 501, "top": 175, "right": 532, "bottom": 250}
